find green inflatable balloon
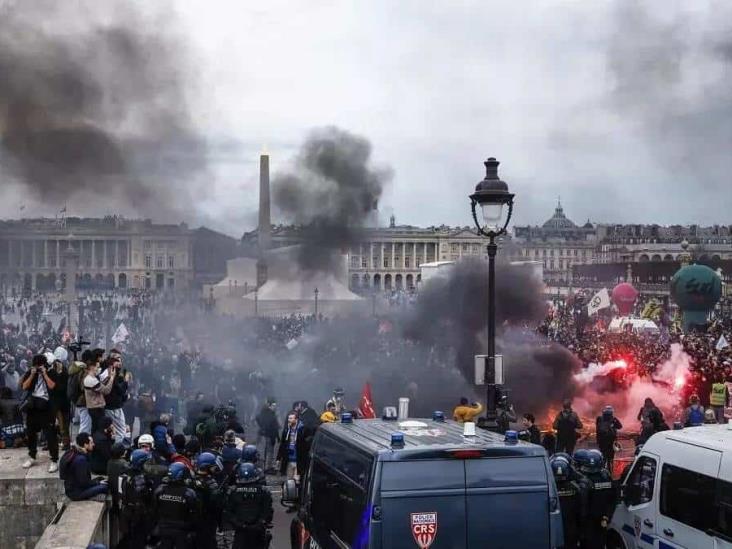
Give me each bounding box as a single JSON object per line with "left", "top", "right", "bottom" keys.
{"left": 670, "top": 264, "right": 722, "bottom": 331}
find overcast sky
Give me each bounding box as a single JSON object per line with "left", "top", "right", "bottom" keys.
{"left": 1, "top": 1, "right": 731, "bottom": 236}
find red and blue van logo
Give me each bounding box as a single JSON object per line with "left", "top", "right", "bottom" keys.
{"left": 411, "top": 512, "right": 438, "bottom": 548}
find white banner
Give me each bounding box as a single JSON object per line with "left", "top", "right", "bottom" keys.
{"left": 717, "top": 335, "right": 730, "bottom": 351}
{"left": 111, "top": 322, "right": 130, "bottom": 344}
{"left": 587, "top": 288, "right": 611, "bottom": 316}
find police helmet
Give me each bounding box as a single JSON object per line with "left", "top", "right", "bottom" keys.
{"left": 573, "top": 449, "right": 591, "bottom": 471}
{"left": 236, "top": 462, "right": 258, "bottom": 484}
{"left": 197, "top": 452, "right": 223, "bottom": 474}
{"left": 130, "top": 449, "right": 152, "bottom": 470}
{"left": 242, "top": 444, "right": 259, "bottom": 464}
{"left": 585, "top": 449, "right": 604, "bottom": 472}
{"left": 168, "top": 462, "right": 192, "bottom": 482}
{"left": 554, "top": 452, "right": 573, "bottom": 465}
{"left": 602, "top": 405, "right": 614, "bottom": 418}
{"left": 138, "top": 434, "right": 154, "bottom": 447}
{"left": 550, "top": 455, "right": 571, "bottom": 481}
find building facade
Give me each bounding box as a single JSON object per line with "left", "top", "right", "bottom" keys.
{"left": 511, "top": 201, "right": 599, "bottom": 282}
{"left": 0, "top": 217, "right": 195, "bottom": 294}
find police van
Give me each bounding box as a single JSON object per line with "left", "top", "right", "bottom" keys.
{"left": 282, "top": 413, "right": 563, "bottom": 549}
{"left": 608, "top": 424, "right": 732, "bottom": 549}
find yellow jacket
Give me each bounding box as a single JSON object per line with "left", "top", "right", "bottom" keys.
{"left": 320, "top": 410, "right": 337, "bottom": 423}
{"left": 453, "top": 403, "right": 483, "bottom": 423}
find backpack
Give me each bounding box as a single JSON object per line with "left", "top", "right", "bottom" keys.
{"left": 687, "top": 406, "right": 704, "bottom": 426}
{"left": 58, "top": 449, "right": 79, "bottom": 481}
{"left": 596, "top": 418, "right": 616, "bottom": 443}
{"left": 67, "top": 371, "right": 84, "bottom": 405}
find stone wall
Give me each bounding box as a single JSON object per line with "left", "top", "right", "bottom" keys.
{"left": 0, "top": 450, "right": 65, "bottom": 549}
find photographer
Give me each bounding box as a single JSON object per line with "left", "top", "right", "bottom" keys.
{"left": 20, "top": 354, "right": 59, "bottom": 472}
{"left": 103, "top": 350, "right": 130, "bottom": 443}
{"left": 83, "top": 353, "right": 116, "bottom": 435}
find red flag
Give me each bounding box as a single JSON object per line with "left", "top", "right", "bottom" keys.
{"left": 358, "top": 382, "right": 376, "bottom": 419}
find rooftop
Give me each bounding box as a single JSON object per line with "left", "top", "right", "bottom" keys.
{"left": 321, "top": 418, "right": 545, "bottom": 459}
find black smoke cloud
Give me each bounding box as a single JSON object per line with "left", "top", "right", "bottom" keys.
{"left": 605, "top": 1, "right": 732, "bottom": 192}
{"left": 0, "top": 1, "right": 207, "bottom": 220}
{"left": 272, "top": 126, "right": 392, "bottom": 272}
{"left": 403, "top": 259, "right": 580, "bottom": 414}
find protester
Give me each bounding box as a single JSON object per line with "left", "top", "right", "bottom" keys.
{"left": 103, "top": 351, "right": 129, "bottom": 443}
{"left": 452, "top": 397, "right": 483, "bottom": 423}
{"left": 521, "top": 413, "right": 542, "bottom": 444}
{"left": 83, "top": 352, "right": 116, "bottom": 434}
{"left": 683, "top": 394, "right": 706, "bottom": 427}
{"left": 255, "top": 398, "right": 279, "bottom": 474}
{"left": 319, "top": 402, "right": 337, "bottom": 423}
{"left": 278, "top": 411, "right": 302, "bottom": 481}
{"left": 709, "top": 375, "right": 728, "bottom": 424}
{"left": 60, "top": 432, "right": 109, "bottom": 501}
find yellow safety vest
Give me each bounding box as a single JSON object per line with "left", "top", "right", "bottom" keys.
{"left": 710, "top": 383, "right": 726, "bottom": 407}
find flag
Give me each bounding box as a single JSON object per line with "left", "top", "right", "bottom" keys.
{"left": 112, "top": 322, "right": 130, "bottom": 344}
{"left": 60, "top": 205, "right": 67, "bottom": 213}
{"left": 716, "top": 335, "right": 729, "bottom": 351}
{"left": 19, "top": 204, "right": 25, "bottom": 211}
{"left": 358, "top": 382, "right": 376, "bottom": 419}
{"left": 587, "top": 288, "right": 611, "bottom": 316}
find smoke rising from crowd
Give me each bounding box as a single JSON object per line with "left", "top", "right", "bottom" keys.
{"left": 573, "top": 343, "right": 692, "bottom": 428}
{"left": 272, "top": 126, "right": 392, "bottom": 272}
{"left": 0, "top": 1, "right": 208, "bottom": 220}
{"left": 402, "top": 259, "right": 581, "bottom": 413}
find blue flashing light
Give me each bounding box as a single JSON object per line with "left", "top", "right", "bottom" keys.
{"left": 432, "top": 411, "right": 445, "bottom": 422}
{"left": 391, "top": 432, "right": 405, "bottom": 448}
{"left": 341, "top": 412, "right": 353, "bottom": 424}
{"left": 504, "top": 430, "right": 518, "bottom": 445}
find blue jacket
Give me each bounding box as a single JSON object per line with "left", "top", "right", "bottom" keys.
{"left": 61, "top": 449, "right": 101, "bottom": 500}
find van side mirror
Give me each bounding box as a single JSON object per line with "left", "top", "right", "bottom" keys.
{"left": 281, "top": 479, "right": 299, "bottom": 506}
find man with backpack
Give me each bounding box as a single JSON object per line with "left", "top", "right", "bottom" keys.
{"left": 59, "top": 432, "right": 108, "bottom": 501}
{"left": 683, "top": 394, "right": 705, "bottom": 427}
{"left": 553, "top": 399, "right": 583, "bottom": 455}
{"left": 595, "top": 405, "right": 622, "bottom": 470}
{"left": 68, "top": 351, "right": 93, "bottom": 435}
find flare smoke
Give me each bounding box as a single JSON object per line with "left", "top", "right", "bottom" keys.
{"left": 272, "top": 126, "right": 392, "bottom": 272}
{"left": 0, "top": 1, "right": 207, "bottom": 219}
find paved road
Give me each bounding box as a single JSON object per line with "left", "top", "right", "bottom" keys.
{"left": 266, "top": 475, "right": 294, "bottom": 549}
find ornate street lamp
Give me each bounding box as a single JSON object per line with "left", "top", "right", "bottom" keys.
{"left": 469, "top": 157, "right": 515, "bottom": 431}
{"left": 314, "top": 287, "right": 319, "bottom": 318}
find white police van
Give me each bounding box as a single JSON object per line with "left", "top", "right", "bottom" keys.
{"left": 608, "top": 424, "right": 732, "bottom": 549}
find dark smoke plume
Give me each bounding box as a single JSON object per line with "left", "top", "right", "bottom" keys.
{"left": 606, "top": 1, "right": 732, "bottom": 192}
{"left": 0, "top": 1, "right": 207, "bottom": 219}
{"left": 403, "top": 259, "right": 579, "bottom": 413}
{"left": 272, "top": 126, "right": 392, "bottom": 272}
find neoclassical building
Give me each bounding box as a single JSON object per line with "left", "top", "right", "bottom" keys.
{"left": 0, "top": 217, "right": 195, "bottom": 293}
{"left": 512, "top": 201, "right": 599, "bottom": 281}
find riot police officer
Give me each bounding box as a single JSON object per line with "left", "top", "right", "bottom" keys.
{"left": 194, "top": 452, "right": 224, "bottom": 549}
{"left": 574, "top": 449, "right": 615, "bottom": 549}
{"left": 550, "top": 454, "right": 585, "bottom": 548}
{"left": 120, "top": 449, "right": 154, "bottom": 549}
{"left": 222, "top": 463, "right": 274, "bottom": 549}
{"left": 152, "top": 462, "right": 201, "bottom": 549}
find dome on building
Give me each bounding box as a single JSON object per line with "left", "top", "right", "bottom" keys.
{"left": 542, "top": 200, "right": 577, "bottom": 230}
{"left": 583, "top": 219, "right": 593, "bottom": 229}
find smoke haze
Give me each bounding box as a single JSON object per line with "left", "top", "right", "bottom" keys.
{"left": 272, "top": 126, "right": 392, "bottom": 272}
{"left": 0, "top": 1, "right": 208, "bottom": 221}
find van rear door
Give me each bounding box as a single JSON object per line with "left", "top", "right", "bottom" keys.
{"left": 465, "top": 457, "right": 551, "bottom": 549}
{"left": 380, "top": 460, "right": 467, "bottom": 548}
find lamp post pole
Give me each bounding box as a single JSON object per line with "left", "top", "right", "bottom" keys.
{"left": 314, "top": 287, "right": 319, "bottom": 318}
{"left": 469, "top": 157, "right": 514, "bottom": 432}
